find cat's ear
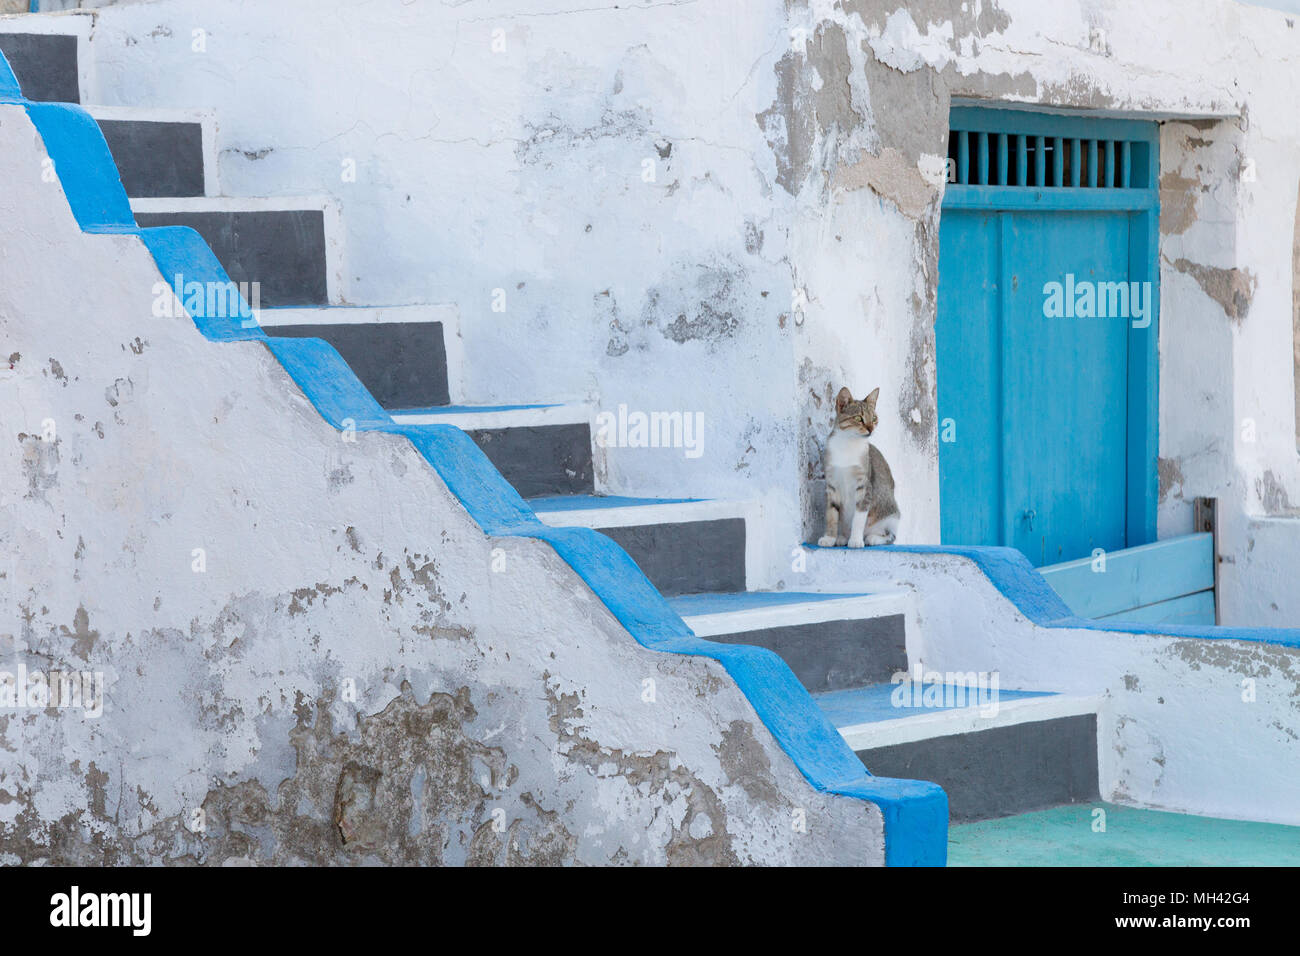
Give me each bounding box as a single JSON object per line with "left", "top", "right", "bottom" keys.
{"left": 864, "top": 387, "right": 880, "bottom": 408}
{"left": 835, "top": 386, "right": 854, "bottom": 413}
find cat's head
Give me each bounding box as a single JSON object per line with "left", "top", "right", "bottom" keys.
{"left": 834, "top": 386, "right": 880, "bottom": 436}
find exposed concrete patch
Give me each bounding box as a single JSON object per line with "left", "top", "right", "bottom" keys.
{"left": 810, "top": 23, "right": 858, "bottom": 137}
{"left": 1171, "top": 258, "right": 1257, "bottom": 325}
{"left": 1111, "top": 715, "right": 1167, "bottom": 801}
{"left": 832, "top": 145, "right": 937, "bottom": 219}
{"left": 901, "top": 227, "right": 939, "bottom": 454}
{"left": 1160, "top": 171, "right": 1203, "bottom": 236}
{"left": 798, "top": 358, "right": 836, "bottom": 542}
{"left": 860, "top": 43, "right": 950, "bottom": 167}
{"left": 18, "top": 433, "right": 59, "bottom": 502}
{"left": 941, "top": 64, "right": 1038, "bottom": 105}
{"left": 517, "top": 106, "right": 654, "bottom": 171}
{"left": 542, "top": 673, "right": 741, "bottom": 865}
{"left": 1168, "top": 639, "right": 1300, "bottom": 701}
{"left": 757, "top": 50, "right": 818, "bottom": 195}
{"left": 1256, "top": 469, "right": 1298, "bottom": 516}
{"left": 715, "top": 719, "right": 782, "bottom": 808}
{"left": 644, "top": 262, "right": 747, "bottom": 346}
{"left": 59, "top": 606, "right": 100, "bottom": 662}
{"left": 1158, "top": 456, "right": 1186, "bottom": 503}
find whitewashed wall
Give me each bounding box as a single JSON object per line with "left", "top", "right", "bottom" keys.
{"left": 0, "top": 103, "right": 885, "bottom": 864}
{"left": 8, "top": 0, "right": 1298, "bottom": 614}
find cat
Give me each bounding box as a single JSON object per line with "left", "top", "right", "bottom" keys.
{"left": 817, "top": 386, "right": 900, "bottom": 548}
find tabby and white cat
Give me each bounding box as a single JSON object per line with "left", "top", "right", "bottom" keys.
{"left": 817, "top": 386, "right": 900, "bottom": 548}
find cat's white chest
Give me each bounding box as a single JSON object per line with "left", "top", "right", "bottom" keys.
{"left": 825, "top": 428, "right": 870, "bottom": 472}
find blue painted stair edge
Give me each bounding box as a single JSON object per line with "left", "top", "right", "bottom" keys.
{"left": 813, "top": 544, "right": 1300, "bottom": 648}
{"left": 2, "top": 69, "right": 948, "bottom": 865}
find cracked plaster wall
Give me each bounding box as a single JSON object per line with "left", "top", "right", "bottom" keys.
{"left": 0, "top": 104, "right": 885, "bottom": 865}
{"left": 17, "top": 3, "right": 1300, "bottom": 607}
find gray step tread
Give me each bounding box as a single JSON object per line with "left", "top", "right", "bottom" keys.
{"left": 0, "top": 32, "right": 78, "bottom": 103}
{"left": 672, "top": 591, "right": 910, "bottom": 694}
{"left": 530, "top": 495, "right": 746, "bottom": 597}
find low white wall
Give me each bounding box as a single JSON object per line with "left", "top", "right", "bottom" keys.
{"left": 0, "top": 103, "right": 885, "bottom": 865}
{"left": 804, "top": 546, "right": 1300, "bottom": 825}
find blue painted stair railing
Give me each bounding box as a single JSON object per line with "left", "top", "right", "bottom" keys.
{"left": 0, "top": 49, "right": 948, "bottom": 865}
{"left": 868, "top": 544, "right": 1300, "bottom": 648}
{"left": 1039, "top": 533, "right": 1215, "bottom": 625}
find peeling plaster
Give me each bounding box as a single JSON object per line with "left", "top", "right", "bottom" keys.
{"left": 1171, "top": 258, "right": 1257, "bottom": 325}
{"left": 1160, "top": 171, "right": 1203, "bottom": 236}
{"left": 1158, "top": 456, "right": 1186, "bottom": 504}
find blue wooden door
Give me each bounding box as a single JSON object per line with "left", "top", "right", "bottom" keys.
{"left": 1000, "top": 211, "right": 1131, "bottom": 564}
{"left": 937, "top": 109, "right": 1159, "bottom": 567}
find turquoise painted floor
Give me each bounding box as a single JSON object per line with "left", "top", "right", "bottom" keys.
{"left": 949, "top": 803, "right": 1300, "bottom": 866}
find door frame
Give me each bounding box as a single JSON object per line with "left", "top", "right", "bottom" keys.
{"left": 941, "top": 105, "right": 1161, "bottom": 552}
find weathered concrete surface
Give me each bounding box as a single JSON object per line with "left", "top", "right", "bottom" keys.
{"left": 0, "top": 106, "right": 885, "bottom": 865}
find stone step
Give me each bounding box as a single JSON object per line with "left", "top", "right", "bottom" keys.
{"left": 0, "top": 30, "right": 80, "bottom": 103}
{"left": 817, "top": 684, "right": 1100, "bottom": 823}
{"left": 530, "top": 495, "right": 749, "bottom": 596}
{"left": 262, "top": 305, "right": 454, "bottom": 410}
{"left": 391, "top": 403, "right": 594, "bottom": 499}
{"left": 89, "top": 107, "right": 216, "bottom": 198}
{"left": 669, "top": 590, "right": 910, "bottom": 694}
{"left": 132, "top": 197, "right": 340, "bottom": 307}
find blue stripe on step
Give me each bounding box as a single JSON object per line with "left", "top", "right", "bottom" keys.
{"left": 23, "top": 102, "right": 135, "bottom": 231}
{"left": 265, "top": 336, "right": 392, "bottom": 429}
{"left": 0, "top": 44, "right": 20, "bottom": 101}
{"left": 139, "top": 226, "right": 268, "bottom": 342}
{"left": 8, "top": 59, "right": 948, "bottom": 866}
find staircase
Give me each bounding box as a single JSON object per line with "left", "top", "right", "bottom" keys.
{"left": 0, "top": 19, "right": 1110, "bottom": 859}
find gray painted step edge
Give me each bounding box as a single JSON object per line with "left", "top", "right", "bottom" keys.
{"left": 392, "top": 404, "right": 597, "bottom": 497}
{"left": 703, "top": 614, "right": 907, "bottom": 694}
{"left": 0, "top": 32, "right": 79, "bottom": 103}
{"left": 468, "top": 423, "right": 595, "bottom": 498}
{"left": 97, "top": 119, "right": 206, "bottom": 198}
{"left": 598, "top": 517, "right": 746, "bottom": 596}
{"left": 533, "top": 497, "right": 754, "bottom": 596}
{"left": 856, "top": 713, "right": 1101, "bottom": 823}
{"left": 134, "top": 207, "right": 331, "bottom": 307}
{"left": 263, "top": 320, "right": 452, "bottom": 410}
{"left": 677, "top": 592, "right": 911, "bottom": 693}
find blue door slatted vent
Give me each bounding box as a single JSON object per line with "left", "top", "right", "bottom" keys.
{"left": 947, "top": 128, "right": 1151, "bottom": 189}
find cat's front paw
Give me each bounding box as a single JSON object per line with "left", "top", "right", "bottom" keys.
{"left": 816, "top": 536, "right": 838, "bottom": 548}
{"left": 847, "top": 536, "right": 865, "bottom": 549}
